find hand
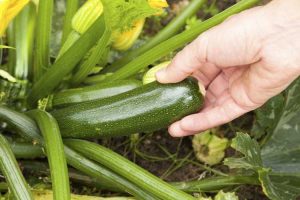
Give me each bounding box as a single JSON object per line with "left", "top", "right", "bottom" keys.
{"left": 156, "top": 0, "right": 300, "bottom": 137}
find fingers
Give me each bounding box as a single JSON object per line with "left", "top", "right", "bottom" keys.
{"left": 157, "top": 6, "right": 267, "bottom": 84}
{"left": 156, "top": 39, "right": 215, "bottom": 84}
{"left": 168, "top": 96, "right": 250, "bottom": 137}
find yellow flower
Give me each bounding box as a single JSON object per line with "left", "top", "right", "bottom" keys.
{"left": 112, "top": 19, "right": 145, "bottom": 51}
{"left": 0, "top": 0, "right": 29, "bottom": 36}
{"left": 112, "top": 0, "right": 169, "bottom": 51}
{"left": 148, "top": 0, "right": 168, "bottom": 9}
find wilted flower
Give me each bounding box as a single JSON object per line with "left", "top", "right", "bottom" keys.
{"left": 192, "top": 129, "right": 229, "bottom": 166}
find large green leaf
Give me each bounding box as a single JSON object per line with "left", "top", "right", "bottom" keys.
{"left": 224, "top": 133, "right": 300, "bottom": 200}
{"left": 260, "top": 78, "right": 300, "bottom": 174}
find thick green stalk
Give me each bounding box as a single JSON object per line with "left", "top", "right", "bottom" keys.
{"left": 28, "top": 16, "right": 105, "bottom": 107}
{"left": 108, "top": 0, "right": 260, "bottom": 81}
{"left": 65, "top": 139, "right": 196, "bottom": 200}
{"left": 71, "top": 28, "right": 112, "bottom": 85}
{"left": 173, "top": 175, "right": 260, "bottom": 192}
{"left": 10, "top": 142, "right": 260, "bottom": 193}
{"left": 0, "top": 105, "right": 155, "bottom": 200}
{"left": 7, "top": 3, "right": 36, "bottom": 80}
{"left": 0, "top": 134, "right": 33, "bottom": 200}
{"left": 106, "top": 0, "right": 207, "bottom": 73}
{"left": 19, "top": 161, "right": 117, "bottom": 191}
{"left": 34, "top": 0, "right": 54, "bottom": 82}
{"left": 6, "top": 25, "right": 15, "bottom": 72}
{"left": 29, "top": 110, "right": 71, "bottom": 200}
{"left": 61, "top": 0, "right": 79, "bottom": 45}
{"left": 10, "top": 142, "right": 44, "bottom": 159}
{"left": 65, "top": 146, "right": 156, "bottom": 200}
{"left": 0, "top": 106, "right": 43, "bottom": 143}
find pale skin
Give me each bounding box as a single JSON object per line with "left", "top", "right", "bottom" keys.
{"left": 156, "top": 0, "right": 300, "bottom": 137}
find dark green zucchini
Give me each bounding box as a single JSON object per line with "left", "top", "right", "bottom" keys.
{"left": 50, "top": 79, "right": 142, "bottom": 108}
{"left": 52, "top": 77, "right": 203, "bottom": 138}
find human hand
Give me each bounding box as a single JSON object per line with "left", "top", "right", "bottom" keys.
{"left": 156, "top": 0, "right": 300, "bottom": 137}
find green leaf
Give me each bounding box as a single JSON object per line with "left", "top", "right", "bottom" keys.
{"left": 224, "top": 133, "right": 262, "bottom": 170}
{"left": 260, "top": 78, "right": 300, "bottom": 174}
{"left": 259, "top": 170, "right": 300, "bottom": 200}
{"left": 224, "top": 132, "right": 300, "bottom": 200}
{"left": 251, "top": 94, "right": 285, "bottom": 140}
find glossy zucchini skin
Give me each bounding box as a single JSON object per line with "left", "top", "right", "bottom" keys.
{"left": 51, "top": 79, "right": 142, "bottom": 108}
{"left": 51, "top": 77, "right": 203, "bottom": 138}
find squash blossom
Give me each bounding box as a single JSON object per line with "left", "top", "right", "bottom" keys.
{"left": 112, "top": 0, "right": 168, "bottom": 51}
{"left": 0, "top": 0, "right": 29, "bottom": 36}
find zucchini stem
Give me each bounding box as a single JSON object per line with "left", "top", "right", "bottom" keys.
{"left": 33, "top": 0, "right": 53, "bottom": 82}
{"left": 29, "top": 110, "right": 71, "bottom": 200}
{"left": 61, "top": 0, "right": 79, "bottom": 45}
{"left": 65, "top": 139, "right": 196, "bottom": 200}
{"left": 0, "top": 134, "right": 33, "bottom": 200}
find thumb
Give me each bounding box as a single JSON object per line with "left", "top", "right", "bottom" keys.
{"left": 156, "top": 6, "right": 268, "bottom": 84}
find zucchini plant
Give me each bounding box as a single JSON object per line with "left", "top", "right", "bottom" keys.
{"left": 2, "top": 0, "right": 298, "bottom": 200}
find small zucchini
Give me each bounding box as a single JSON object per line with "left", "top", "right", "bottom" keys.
{"left": 51, "top": 77, "right": 203, "bottom": 138}
{"left": 50, "top": 79, "right": 142, "bottom": 108}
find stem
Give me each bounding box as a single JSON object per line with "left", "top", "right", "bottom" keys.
{"left": 108, "top": 0, "right": 260, "bottom": 81}
{"left": 106, "top": 0, "right": 207, "bottom": 73}
{"left": 61, "top": 0, "right": 79, "bottom": 45}
{"left": 10, "top": 142, "right": 261, "bottom": 193}
{"left": 0, "top": 106, "right": 43, "bottom": 143}
{"left": 6, "top": 25, "right": 15, "bottom": 73}
{"left": 65, "top": 146, "right": 156, "bottom": 200}
{"left": 29, "top": 110, "right": 71, "bottom": 200}
{"left": 172, "top": 175, "right": 260, "bottom": 192}
{"left": 0, "top": 105, "right": 156, "bottom": 200}
{"left": 7, "top": 3, "right": 36, "bottom": 80}
{"left": 33, "top": 0, "right": 53, "bottom": 82}
{"left": 28, "top": 16, "right": 105, "bottom": 107}
{"left": 0, "top": 38, "right": 2, "bottom": 65}
{"left": 65, "top": 139, "right": 195, "bottom": 200}
{"left": 0, "top": 134, "right": 33, "bottom": 200}
{"left": 31, "top": 190, "right": 134, "bottom": 200}
{"left": 10, "top": 142, "right": 44, "bottom": 159}
{"left": 71, "top": 28, "right": 112, "bottom": 85}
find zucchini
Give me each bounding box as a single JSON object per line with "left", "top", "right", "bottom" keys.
{"left": 52, "top": 77, "right": 203, "bottom": 138}
{"left": 50, "top": 79, "right": 142, "bottom": 108}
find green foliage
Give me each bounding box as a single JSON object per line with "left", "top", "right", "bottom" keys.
{"left": 225, "top": 132, "right": 300, "bottom": 200}
{"left": 101, "top": 0, "right": 157, "bottom": 32}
